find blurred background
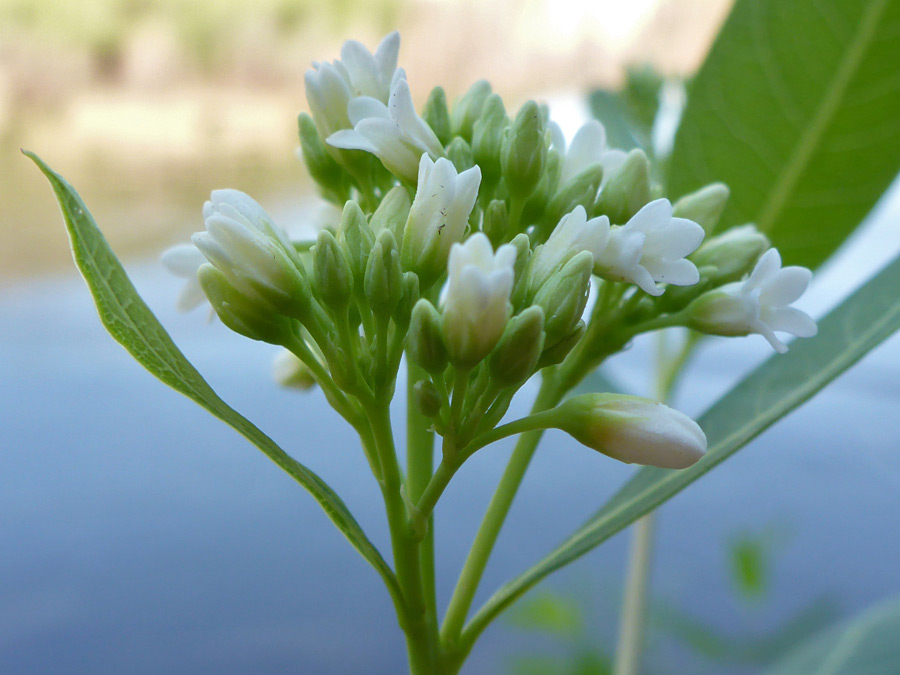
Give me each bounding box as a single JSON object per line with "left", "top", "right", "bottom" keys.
{"left": 3, "top": 0, "right": 900, "bottom": 673}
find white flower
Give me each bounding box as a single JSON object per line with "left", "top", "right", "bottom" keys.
{"left": 327, "top": 70, "right": 444, "bottom": 183}
{"left": 550, "top": 120, "right": 627, "bottom": 187}
{"left": 161, "top": 243, "right": 207, "bottom": 311}
{"left": 304, "top": 31, "right": 400, "bottom": 139}
{"left": 595, "top": 198, "right": 704, "bottom": 296}
{"left": 191, "top": 189, "right": 303, "bottom": 313}
{"left": 529, "top": 205, "right": 610, "bottom": 292}
{"left": 688, "top": 248, "right": 817, "bottom": 353}
{"left": 555, "top": 393, "right": 707, "bottom": 470}
{"left": 272, "top": 349, "right": 317, "bottom": 390}
{"left": 401, "top": 154, "right": 481, "bottom": 285}
{"left": 441, "top": 233, "right": 517, "bottom": 366}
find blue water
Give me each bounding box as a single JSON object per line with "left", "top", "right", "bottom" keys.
{"left": 2, "top": 186, "right": 900, "bottom": 673}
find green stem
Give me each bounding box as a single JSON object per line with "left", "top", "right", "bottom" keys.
{"left": 613, "top": 513, "right": 656, "bottom": 675}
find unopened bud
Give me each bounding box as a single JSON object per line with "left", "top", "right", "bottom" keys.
{"left": 314, "top": 229, "right": 353, "bottom": 308}
{"left": 673, "top": 183, "right": 730, "bottom": 233}
{"left": 552, "top": 393, "right": 707, "bottom": 469}
{"left": 502, "top": 101, "right": 547, "bottom": 200}
{"left": 451, "top": 80, "right": 492, "bottom": 141}
{"left": 393, "top": 271, "right": 420, "bottom": 328}
{"left": 365, "top": 229, "right": 403, "bottom": 317}
{"left": 545, "top": 164, "right": 604, "bottom": 227}
{"left": 413, "top": 379, "right": 442, "bottom": 417}
{"left": 297, "top": 113, "right": 347, "bottom": 199}
{"left": 340, "top": 200, "right": 375, "bottom": 290}
{"left": 533, "top": 250, "right": 592, "bottom": 347}
{"left": 537, "top": 320, "right": 584, "bottom": 368}
{"left": 489, "top": 306, "right": 545, "bottom": 387}
{"left": 594, "top": 148, "right": 650, "bottom": 224}
{"left": 446, "top": 137, "right": 475, "bottom": 173}
{"left": 272, "top": 350, "right": 317, "bottom": 390}
{"left": 509, "top": 232, "right": 534, "bottom": 309}
{"left": 422, "top": 86, "right": 452, "bottom": 146}
{"left": 691, "top": 224, "right": 769, "bottom": 284}
{"left": 369, "top": 185, "right": 412, "bottom": 240}
{"left": 472, "top": 93, "right": 508, "bottom": 185}
{"left": 483, "top": 199, "right": 509, "bottom": 247}
{"left": 408, "top": 299, "right": 448, "bottom": 374}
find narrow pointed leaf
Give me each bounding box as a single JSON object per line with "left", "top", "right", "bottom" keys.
{"left": 462, "top": 250, "right": 900, "bottom": 649}
{"left": 26, "top": 151, "right": 402, "bottom": 607}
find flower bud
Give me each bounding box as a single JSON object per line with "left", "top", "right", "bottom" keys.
{"left": 502, "top": 101, "right": 547, "bottom": 200}
{"left": 446, "top": 137, "right": 476, "bottom": 173}
{"left": 545, "top": 163, "right": 604, "bottom": 228}
{"left": 413, "top": 379, "right": 443, "bottom": 418}
{"left": 408, "top": 299, "right": 449, "bottom": 374}
{"left": 472, "top": 93, "right": 508, "bottom": 185}
{"left": 673, "top": 183, "right": 730, "bottom": 233}
{"left": 422, "top": 85, "right": 452, "bottom": 146}
{"left": 537, "top": 320, "right": 584, "bottom": 368}
{"left": 272, "top": 349, "right": 317, "bottom": 390}
{"left": 314, "top": 228, "right": 353, "bottom": 309}
{"left": 297, "top": 113, "right": 347, "bottom": 199}
{"left": 691, "top": 224, "right": 769, "bottom": 284}
{"left": 509, "top": 232, "right": 534, "bottom": 310}
{"left": 489, "top": 306, "right": 545, "bottom": 387}
{"left": 369, "top": 185, "right": 412, "bottom": 240}
{"left": 594, "top": 148, "right": 651, "bottom": 224}
{"left": 198, "top": 264, "right": 293, "bottom": 344}
{"left": 340, "top": 200, "right": 376, "bottom": 290}
{"left": 552, "top": 394, "right": 707, "bottom": 469}
{"left": 520, "top": 151, "right": 561, "bottom": 235}
{"left": 451, "top": 80, "right": 492, "bottom": 141}
{"left": 393, "top": 271, "right": 420, "bottom": 328}
{"left": 533, "top": 250, "right": 592, "bottom": 347}
{"left": 365, "top": 229, "right": 404, "bottom": 317}
{"left": 401, "top": 155, "right": 481, "bottom": 288}
{"left": 482, "top": 199, "right": 509, "bottom": 248}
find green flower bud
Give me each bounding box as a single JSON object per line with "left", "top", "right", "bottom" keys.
{"left": 489, "top": 306, "right": 545, "bottom": 387}
{"left": 408, "top": 299, "right": 448, "bottom": 375}
{"left": 272, "top": 349, "right": 317, "bottom": 390}
{"left": 673, "top": 183, "right": 730, "bottom": 233}
{"left": 339, "top": 200, "right": 376, "bottom": 291}
{"left": 422, "top": 86, "right": 452, "bottom": 146}
{"left": 369, "top": 185, "right": 412, "bottom": 240}
{"left": 691, "top": 224, "right": 769, "bottom": 284}
{"left": 520, "top": 150, "right": 561, "bottom": 235}
{"left": 594, "top": 148, "right": 651, "bottom": 224}
{"left": 297, "top": 113, "right": 347, "bottom": 200}
{"left": 537, "top": 320, "right": 584, "bottom": 368}
{"left": 393, "top": 271, "right": 420, "bottom": 328}
{"left": 551, "top": 393, "right": 706, "bottom": 469}
{"left": 365, "top": 229, "right": 403, "bottom": 317}
{"left": 509, "top": 232, "right": 534, "bottom": 310}
{"left": 451, "top": 80, "right": 492, "bottom": 141}
{"left": 413, "top": 379, "right": 442, "bottom": 418}
{"left": 446, "top": 137, "right": 476, "bottom": 173}
{"left": 472, "top": 93, "right": 508, "bottom": 185}
{"left": 545, "top": 164, "right": 604, "bottom": 228}
{"left": 533, "top": 250, "right": 592, "bottom": 347}
{"left": 482, "top": 199, "right": 509, "bottom": 247}
{"left": 501, "top": 101, "right": 547, "bottom": 200}
{"left": 198, "top": 264, "right": 293, "bottom": 344}
{"left": 314, "top": 229, "right": 353, "bottom": 309}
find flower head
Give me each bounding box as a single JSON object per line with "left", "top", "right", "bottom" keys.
{"left": 441, "top": 233, "right": 516, "bottom": 367}
{"left": 304, "top": 31, "right": 400, "bottom": 139}
{"left": 327, "top": 71, "right": 444, "bottom": 183}
{"left": 594, "top": 198, "right": 704, "bottom": 296}
{"left": 401, "top": 154, "right": 481, "bottom": 286}
{"left": 529, "top": 205, "right": 610, "bottom": 293}
{"left": 553, "top": 393, "right": 707, "bottom": 469}
{"left": 550, "top": 119, "right": 627, "bottom": 187}
{"left": 687, "top": 248, "right": 817, "bottom": 353}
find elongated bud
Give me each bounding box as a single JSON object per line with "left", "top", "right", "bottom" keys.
{"left": 552, "top": 393, "right": 707, "bottom": 469}
{"left": 489, "top": 306, "right": 545, "bottom": 387}
{"left": 502, "top": 101, "right": 547, "bottom": 200}
{"left": 340, "top": 201, "right": 375, "bottom": 290}
{"left": 472, "top": 93, "right": 508, "bottom": 184}
{"left": 451, "top": 80, "right": 492, "bottom": 141}
{"left": 422, "top": 86, "right": 452, "bottom": 146}
{"left": 272, "top": 350, "right": 317, "bottom": 390}
{"left": 314, "top": 229, "right": 353, "bottom": 308}
{"left": 520, "top": 151, "right": 561, "bottom": 235}
{"left": 365, "top": 229, "right": 403, "bottom": 317}
{"left": 369, "top": 185, "right": 412, "bottom": 240}
{"left": 408, "top": 299, "right": 448, "bottom": 374}
{"left": 446, "top": 137, "right": 475, "bottom": 173}
{"left": 509, "top": 232, "right": 534, "bottom": 310}
{"left": 673, "top": 183, "right": 730, "bottom": 233}
{"left": 537, "top": 319, "right": 584, "bottom": 368}
{"left": 545, "top": 164, "right": 604, "bottom": 227}
{"left": 413, "top": 379, "right": 442, "bottom": 417}
{"left": 297, "top": 113, "right": 346, "bottom": 198}
{"left": 594, "top": 148, "right": 650, "bottom": 224}
{"left": 483, "top": 199, "right": 509, "bottom": 247}
{"left": 691, "top": 224, "right": 769, "bottom": 284}
{"left": 533, "top": 250, "right": 592, "bottom": 347}
{"left": 198, "top": 264, "right": 293, "bottom": 344}
{"left": 393, "top": 271, "right": 420, "bottom": 328}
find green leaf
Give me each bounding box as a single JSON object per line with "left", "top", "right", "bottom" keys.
{"left": 766, "top": 596, "right": 900, "bottom": 675}
{"left": 667, "top": 0, "right": 900, "bottom": 268}
{"left": 25, "top": 151, "right": 403, "bottom": 608}
{"left": 461, "top": 250, "right": 900, "bottom": 649}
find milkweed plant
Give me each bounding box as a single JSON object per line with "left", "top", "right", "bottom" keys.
{"left": 27, "top": 12, "right": 900, "bottom": 673}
